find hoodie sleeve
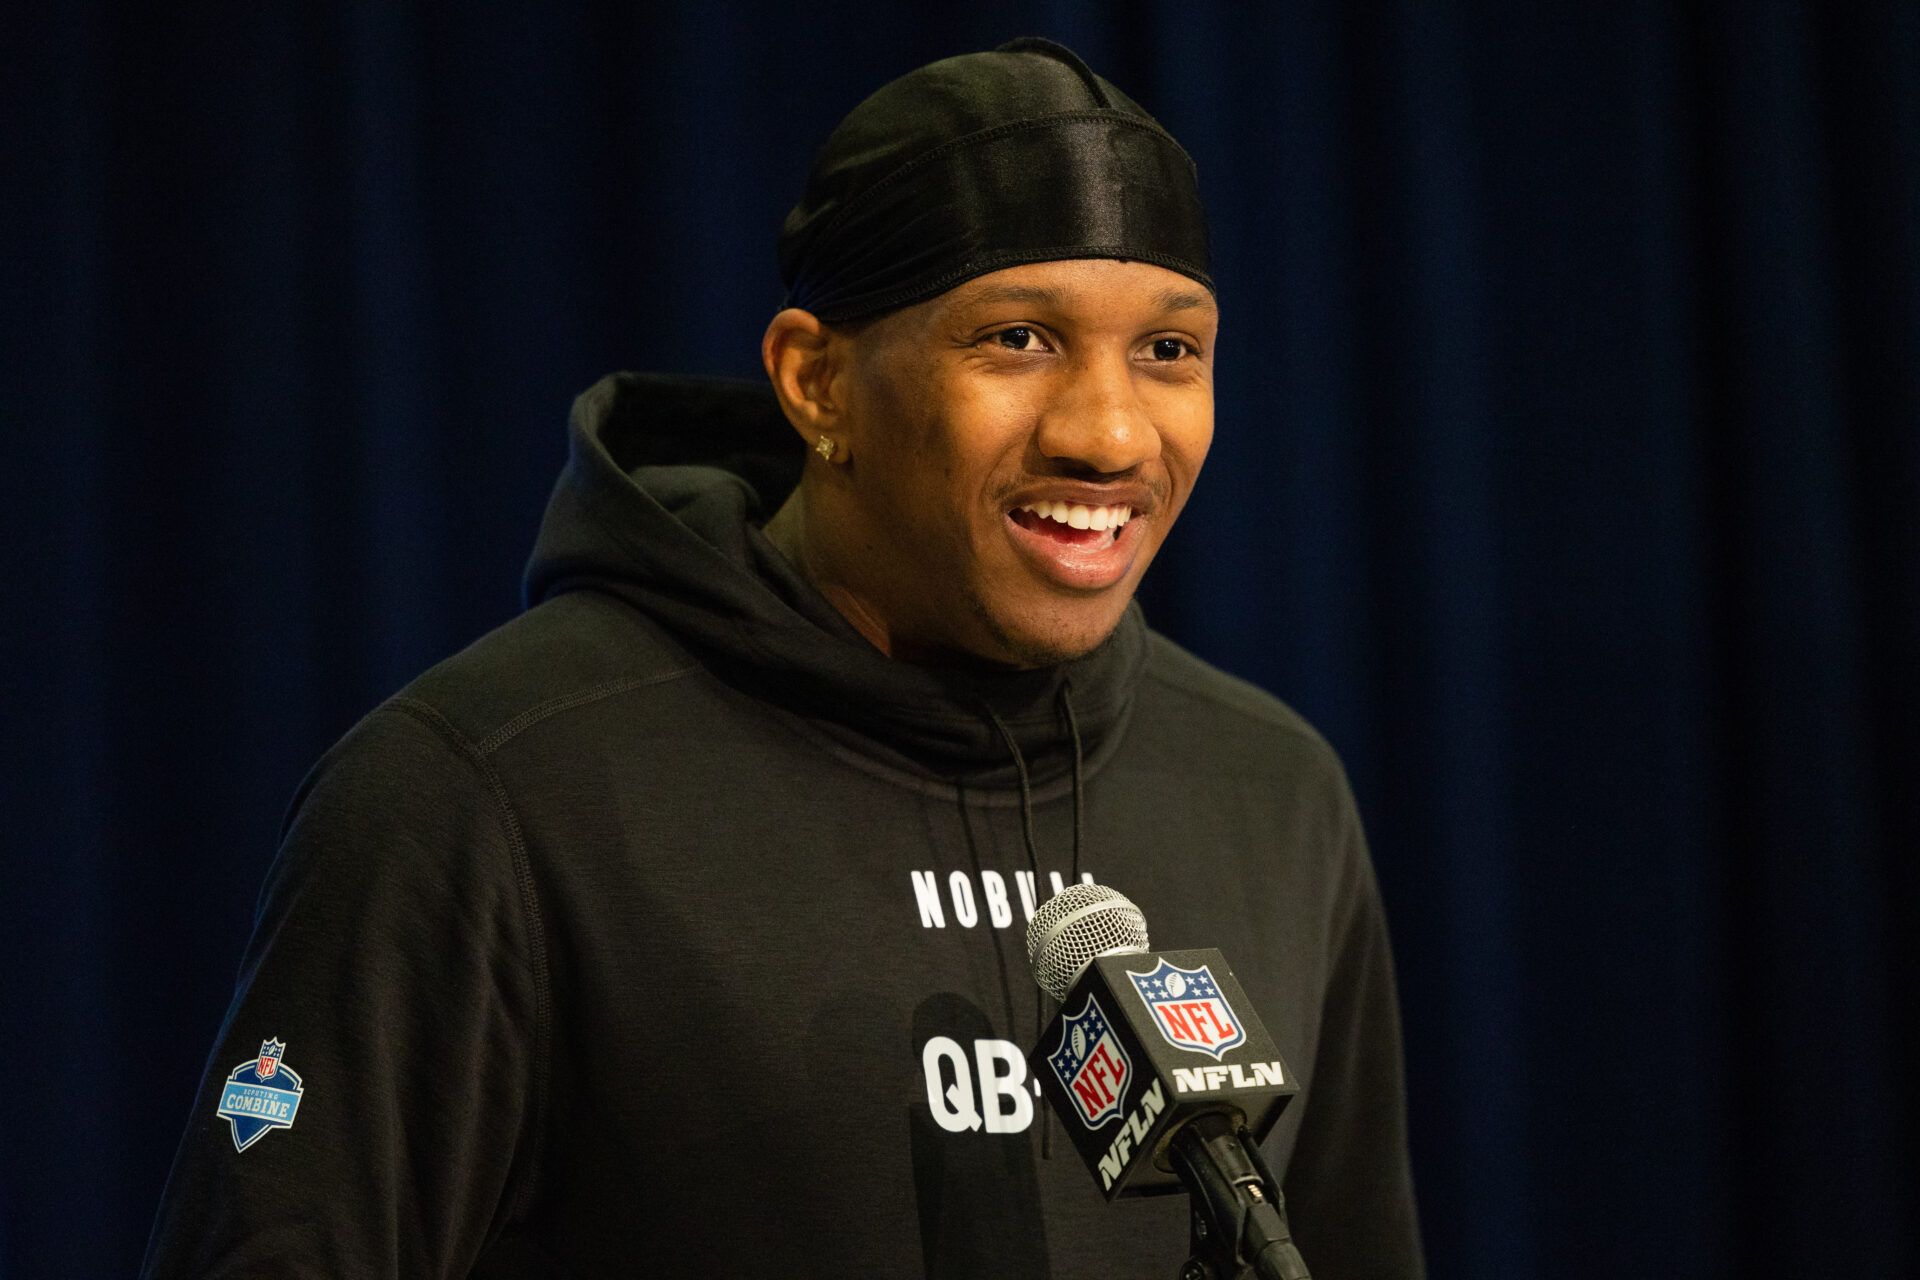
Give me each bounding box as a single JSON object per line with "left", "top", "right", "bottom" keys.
{"left": 140, "top": 700, "right": 544, "bottom": 1280}
{"left": 1283, "top": 770, "right": 1427, "bottom": 1278}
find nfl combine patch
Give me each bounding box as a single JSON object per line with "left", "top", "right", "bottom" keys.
{"left": 215, "top": 1038, "right": 305, "bottom": 1152}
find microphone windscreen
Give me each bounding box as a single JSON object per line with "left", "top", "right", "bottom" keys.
{"left": 1026, "top": 882, "right": 1151, "bottom": 1001}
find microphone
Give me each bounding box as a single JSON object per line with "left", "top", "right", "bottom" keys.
{"left": 1025, "top": 883, "right": 1312, "bottom": 1280}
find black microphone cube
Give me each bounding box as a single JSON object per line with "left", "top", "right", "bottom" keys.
{"left": 1029, "top": 948, "right": 1298, "bottom": 1199}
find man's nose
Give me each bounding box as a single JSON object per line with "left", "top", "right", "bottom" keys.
{"left": 1035, "top": 353, "right": 1160, "bottom": 474}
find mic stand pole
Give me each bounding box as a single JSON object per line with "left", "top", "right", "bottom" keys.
{"left": 1167, "top": 1111, "right": 1311, "bottom": 1280}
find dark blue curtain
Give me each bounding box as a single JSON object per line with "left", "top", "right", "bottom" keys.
{"left": 5, "top": 4, "right": 1914, "bottom": 1276}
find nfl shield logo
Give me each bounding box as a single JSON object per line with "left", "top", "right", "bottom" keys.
{"left": 256, "top": 1038, "right": 285, "bottom": 1080}
{"left": 1046, "top": 995, "right": 1132, "bottom": 1129}
{"left": 1126, "top": 959, "right": 1247, "bottom": 1060}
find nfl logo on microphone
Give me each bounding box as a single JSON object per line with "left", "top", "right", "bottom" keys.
{"left": 1126, "top": 958, "right": 1246, "bottom": 1060}
{"left": 1046, "top": 996, "right": 1132, "bottom": 1129}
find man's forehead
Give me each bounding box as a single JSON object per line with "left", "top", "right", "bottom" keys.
{"left": 944, "top": 271, "right": 1218, "bottom": 319}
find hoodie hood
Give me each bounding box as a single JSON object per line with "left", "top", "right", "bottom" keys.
{"left": 522, "top": 371, "right": 1147, "bottom": 782}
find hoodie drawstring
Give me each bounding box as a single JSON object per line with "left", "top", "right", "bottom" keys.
{"left": 981, "top": 681, "right": 1087, "bottom": 1163}
{"left": 982, "top": 702, "right": 1043, "bottom": 888}
{"left": 1060, "top": 679, "right": 1085, "bottom": 889}
{"left": 982, "top": 683, "right": 1085, "bottom": 881}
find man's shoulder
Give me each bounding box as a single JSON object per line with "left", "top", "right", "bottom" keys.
{"left": 1137, "top": 628, "right": 1345, "bottom": 777}
{"left": 383, "top": 590, "right": 702, "bottom": 753}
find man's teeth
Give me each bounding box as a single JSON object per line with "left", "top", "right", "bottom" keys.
{"left": 1016, "top": 501, "right": 1134, "bottom": 531}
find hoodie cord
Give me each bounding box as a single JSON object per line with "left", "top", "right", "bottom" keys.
{"left": 981, "top": 685, "right": 1086, "bottom": 885}
{"left": 981, "top": 684, "right": 1089, "bottom": 1163}
{"left": 1060, "top": 679, "right": 1085, "bottom": 888}
{"left": 982, "top": 703, "right": 1043, "bottom": 885}
{"left": 981, "top": 702, "right": 1055, "bottom": 1160}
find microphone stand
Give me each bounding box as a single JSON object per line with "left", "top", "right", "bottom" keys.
{"left": 1167, "top": 1111, "right": 1311, "bottom": 1280}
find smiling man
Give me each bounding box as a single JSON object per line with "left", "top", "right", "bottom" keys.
{"left": 760, "top": 255, "right": 1214, "bottom": 669}
{"left": 142, "top": 37, "right": 1423, "bottom": 1280}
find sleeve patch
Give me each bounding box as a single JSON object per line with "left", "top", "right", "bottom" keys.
{"left": 215, "top": 1037, "right": 305, "bottom": 1152}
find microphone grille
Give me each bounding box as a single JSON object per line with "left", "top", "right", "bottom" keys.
{"left": 1026, "top": 882, "right": 1151, "bottom": 1002}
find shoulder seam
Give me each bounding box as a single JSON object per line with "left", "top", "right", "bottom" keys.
{"left": 1141, "top": 662, "right": 1331, "bottom": 753}
{"left": 473, "top": 668, "right": 702, "bottom": 755}
{"left": 386, "top": 696, "right": 554, "bottom": 1228}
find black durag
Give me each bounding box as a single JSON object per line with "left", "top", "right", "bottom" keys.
{"left": 777, "top": 37, "right": 1213, "bottom": 323}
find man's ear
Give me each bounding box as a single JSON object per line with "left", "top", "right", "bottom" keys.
{"left": 762, "top": 308, "right": 852, "bottom": 452}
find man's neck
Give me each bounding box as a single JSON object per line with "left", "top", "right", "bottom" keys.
{"left": 762, "top": 488, "right": 901, "bottom": 659}
{"left": 761, "top": 485, "right": 1037, "bottom": 671}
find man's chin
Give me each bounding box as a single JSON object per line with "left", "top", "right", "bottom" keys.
{"left": 969, "top": 597, "right": 1130, "bottom": 670}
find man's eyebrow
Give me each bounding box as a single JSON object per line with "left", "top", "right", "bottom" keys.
{"left": 1151, "top": 286, "right": 1214, "bottom": 313}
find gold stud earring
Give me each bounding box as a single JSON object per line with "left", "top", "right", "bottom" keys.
{"left": 815, "top": 435, "right": 836, "bottom": 462}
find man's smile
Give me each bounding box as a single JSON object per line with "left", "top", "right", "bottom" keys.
{"left": 1004, "top": 500, "right": 1146, "bottom": 590}
{"left": 1013, "top": 500, "right": 1135, "bottom": 533}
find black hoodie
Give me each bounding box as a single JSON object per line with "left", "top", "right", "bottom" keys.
{"left": 142, "top": 372, "right": 1425, "bottom": 1279}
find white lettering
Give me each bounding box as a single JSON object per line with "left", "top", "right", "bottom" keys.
{"left": 910, "top": 871, "right": 946, "bottom": 929}
{"left": 922, "top": 1037, "right": 981, "bottom": 1132}
{"left": 1101, "top": 1126, "right": 1135, "bottom": 1189}
{"left": 948, "top": 871, "right": 979, "bottom": 928}
{"left": 972, "top": 1040, "right": 1033, "bottom": 1134}
{"left": 1097, "top": 1080, "right": 1167, "bottom": 1189}
{"left": 1172, "top": 1062, "right": 1287, "bottom": 1093}
{"left": 914, "top": 870, "right": 1096, "bottom": 931}
{"left": 922, "top": 1038, "right": 1038, "bottom": 1135}
{"left": 980, "top": 871, "right": 1014, "bottom": 928}
{"left": 1045, "top": 870, "right": 1097, "bottom": 897}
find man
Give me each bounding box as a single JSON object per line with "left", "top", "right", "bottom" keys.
{"left": 143, "top": 37, "right": 1423, "bottom": 1278}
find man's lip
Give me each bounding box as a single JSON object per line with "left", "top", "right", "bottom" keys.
{"left": 1002, "top": 506, "right": 1145, "bottom": 591}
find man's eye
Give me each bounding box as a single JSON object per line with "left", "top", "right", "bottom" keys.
{"left": 1150, "top": 337, "right": 1196, "bottom": 361}
{"left": 991, "top": 327, "right": 1045, "bottom": 352}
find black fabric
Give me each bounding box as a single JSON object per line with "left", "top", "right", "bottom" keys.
{"left": 138, "top": 372, "right": 1424, "bottom": 1279}
{"left": 777, "top": 38, "right": 1212, "bottom": 322}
